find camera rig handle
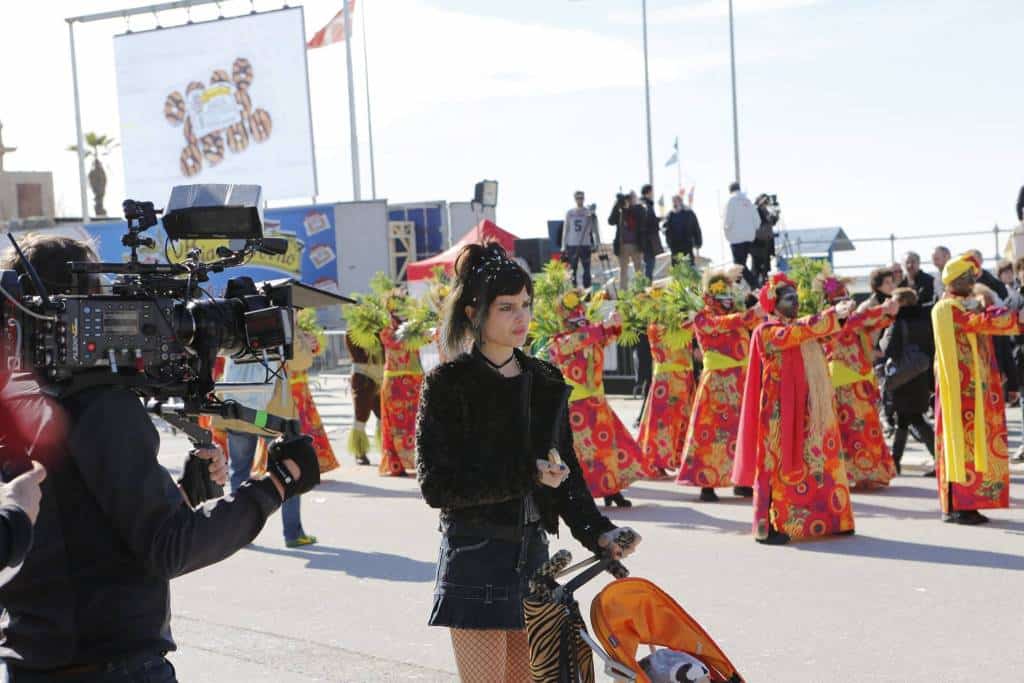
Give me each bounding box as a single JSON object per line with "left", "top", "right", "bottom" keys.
{"left": 150, "top": 399, "right": 300, "bottom": 506}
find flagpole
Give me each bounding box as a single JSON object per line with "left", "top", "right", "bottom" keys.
{"left": 343, "top": 1, "right": 362, "bottom": 200}
{"left": 360, "top": 3, "right": 377, "bottom": 200}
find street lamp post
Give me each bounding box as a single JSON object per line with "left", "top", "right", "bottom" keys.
{"left": 641, "top": 0, "right": 654, "bottom": 189}
{"left": 727, "top": 0, "right": 741, "bottom": 187}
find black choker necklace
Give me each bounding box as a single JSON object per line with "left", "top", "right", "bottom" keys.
{"left": 481, "top": 352, "right": 516, "bottom": 370}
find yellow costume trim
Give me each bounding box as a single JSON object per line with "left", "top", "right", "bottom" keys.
{"left": 653, "top": 361, "right": 691, "bottom": 375}
{"left": 702, "top": 350, "right": 748, "bottom": 372}
{"left": 828, "top": 360, "right": 876, "bottom": 388}
{"left": 352, "top": 362, "right": 384, "bottom": 385}
{"left": 932, "top": 297, "right": 987, "bottom": 484}
{"left": 566, "top": 377, "right": 605, "bottom": 402}
{"left": 383, "top": 369, "right": 423, "bottom": 379}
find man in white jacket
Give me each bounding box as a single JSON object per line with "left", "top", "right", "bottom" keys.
{"left": 723, "top": 182, "right": 760, "bottom": 289}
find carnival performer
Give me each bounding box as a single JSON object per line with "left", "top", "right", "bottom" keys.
{"left": 379, "top": 289, "right": 434, "bottom": 477}
{"left": 342, "top": 280, "right": 391, "bottom": 465}
{"left": 536, "top": 264, "right": 646, "bottom": 506}
{"left": 816, "top": 270, "right": 900, "bottom": 488}
{"left": 635, "top": 261, "right": 702, "bottom": 476}
{"left": 677, "top": 266, "right": 763, "bottom": 502}
{"left": 417, "top": 242, "right": 640, "bottom": 682}
{"left": 734, "top": 273, "right": 857, "bottom": 544}
{"left": 343, "top": 334, "right": 382, "bottom": 465}
{"left": 932, "top": 252, "right": 1020, "bottom": 524}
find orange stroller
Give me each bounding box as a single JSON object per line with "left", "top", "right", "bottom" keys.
{"left": 587, "top": 578, "right": 745, "bottom": 682}
{"left": 526, "top": 549, "right": 745, "bottom": 683}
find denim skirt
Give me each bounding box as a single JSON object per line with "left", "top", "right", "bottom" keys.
{"left": 428, "top": 525, "right": 549, "bottom": 630}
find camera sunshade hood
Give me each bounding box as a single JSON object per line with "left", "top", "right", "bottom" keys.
{"left": 162, "top": 184, "right": 264, "bottom": 240}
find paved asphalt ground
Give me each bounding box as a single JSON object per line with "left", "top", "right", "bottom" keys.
{"left": 155, "top": 374, "right": 1024, "bottom": 682}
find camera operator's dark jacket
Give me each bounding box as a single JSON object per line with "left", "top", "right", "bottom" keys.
{"left": 607, "top": 203, "right": 646, "bottom": 257}
{"left": 416, "top": 348, "right": 615, "bottom": 554}
{"left": 640, "top": 198, "right": 665, "bottom": 260}
{"left": 0, "top": 382, "right": 282, "bottom": 671}
{"left": 663, "top": 208, "right": 702, "bottom": 256}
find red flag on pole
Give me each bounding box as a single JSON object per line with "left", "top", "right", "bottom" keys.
{"left": 307, "top": 1, "right": 357, "bottom": 49}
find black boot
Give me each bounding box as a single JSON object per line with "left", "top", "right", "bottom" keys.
{"left": 733, "top": 486, "right": 754, "bottom": 498}
{"left": 603, "top": 493, "right": 633, "bottom": 508}
{"left": 354, "top": 454, "right": 371, "bottom": 466}
{"left": 699, "top": 487, "right": 719, "bottom": 502}
{"left": 756, "top": 528, "right": 791, "bottom": 545}
{"left": 943, "top": 510, "right": 989, "bottom": 525}
{"left": 891, "top": 427, "right": 908, "bottom": 476}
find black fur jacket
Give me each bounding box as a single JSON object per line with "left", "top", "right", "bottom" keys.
{"left": 416, "top": 347, "right": 616, "bottom": 553}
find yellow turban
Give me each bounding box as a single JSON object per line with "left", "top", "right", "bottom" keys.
{"left": 941, "top": 252, "right": 982, "bottom": 286}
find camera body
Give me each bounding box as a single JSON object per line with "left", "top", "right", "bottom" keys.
{"left": 0, "top": 184, "right": 298, "bottom": 412}
{"left": 755, "top": 193, "right": 781, "bottom": 229}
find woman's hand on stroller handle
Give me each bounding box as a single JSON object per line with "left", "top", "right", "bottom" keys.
{"left": 598, "top": 526, "right": 641, "bottom": 560}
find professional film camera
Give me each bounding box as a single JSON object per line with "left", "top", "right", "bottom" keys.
{"left": 755, "top": 193, "right": 781, "bottom": 233}
{"left": 0, "top": 184, "right": 351, "bottom": 501}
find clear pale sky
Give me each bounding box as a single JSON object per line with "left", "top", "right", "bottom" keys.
{"left": 1, "top": 0, "right": 1021, "bottom": 271}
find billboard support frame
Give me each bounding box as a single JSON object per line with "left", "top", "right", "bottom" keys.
{"left": 65, "top": 0, "right": 318, "bottom": 218}
{"left": 65, "top": 1, "right": 228, "bottom": 224}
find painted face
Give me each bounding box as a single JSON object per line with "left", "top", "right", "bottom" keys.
{"left": 480, "top": 287, "right": 533, "bottom": 348}
{"left": 949, "top": 270, "right": 976, "bottom": 297}
{"left": 775, "top": 286, "right": 799, "bottom": 319}
{"left": 714, "top": 295, "right": 735, "bottom": 311}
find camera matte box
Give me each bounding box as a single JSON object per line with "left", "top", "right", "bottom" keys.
{"left": 162, "top": 184, "right": 264, "bottom": 240}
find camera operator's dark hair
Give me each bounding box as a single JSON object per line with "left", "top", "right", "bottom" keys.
{"left": 641, "top": 184, "right": 653, "bottom": 196}
{"left": 869, "top": 266, "right": 894, "bottom": 292}
{"left": 0, "top": 233, "right": 99, "bottom": 295}
{"left": 441, "top": 242, "right": 532, "bottom": 359}
{"left": 729, "top": 182, "right": 741, "bottom": 193}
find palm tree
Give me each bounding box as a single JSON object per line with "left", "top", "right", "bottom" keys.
{"left": 67, "top": 132, "right": 118, "bottom": 217}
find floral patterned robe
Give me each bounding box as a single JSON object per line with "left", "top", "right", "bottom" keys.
{"left": 822, "top": 305, "right": 895, "bottom": 488}
{"left": 744, "top": 310, "right": 855, "bottom": 540}
{"left": 934, "top": 301, "right": 1015, "bottom": 513}
{"left": 549, "top": 320, "right": 646, "bottom": 496}
{"left": 379, "top": 325, "right": 425, "bottom": 476}
{"left": 677, "top": 305, "right": 761, "bottom": 489}
{"left": 637, "top": 322, "right": 696, "bottom": 471}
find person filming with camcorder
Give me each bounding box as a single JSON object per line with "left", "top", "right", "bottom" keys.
{"left": 0, "top": 186, "right": 334, "bottom": 682}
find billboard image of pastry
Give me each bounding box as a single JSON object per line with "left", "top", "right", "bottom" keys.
{"left": 114, "top": 7, "right": 316, "bottom": 203}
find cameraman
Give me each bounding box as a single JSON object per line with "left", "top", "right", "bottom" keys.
{"left": 0, "top": 235, "right": 320, "bottom": 681}
{"left": 752, "top": 194, "right": 778, "bottom": 287}
{"left": 608, "top": 191, "right": 646, "bottom": 290}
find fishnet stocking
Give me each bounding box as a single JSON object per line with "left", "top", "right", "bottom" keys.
{"left": 451, "top": 628, "right": 530, "bottom": 682}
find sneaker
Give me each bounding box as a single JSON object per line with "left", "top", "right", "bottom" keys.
{"left": 286, "top": 534, "right": 318, "bottom": 548}
{"left": 603, "top": 493, "right": 633, "bottom": 508}
{"left": 733, "top": 486, "right": 754, "bottom": 498}
{"left": 355, "top": 454, "right": 371, "bottom": 466}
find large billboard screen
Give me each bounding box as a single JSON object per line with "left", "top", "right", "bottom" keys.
{"left": 113, "top": 8, "right": 316, "bottom": 204}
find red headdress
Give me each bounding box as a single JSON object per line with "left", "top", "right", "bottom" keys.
{"left": 757, "top": 273, "right": 797, "bottom": 314}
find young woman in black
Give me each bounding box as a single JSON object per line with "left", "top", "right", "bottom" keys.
{"left": 416, "top": 243, "right": 641, "bottom": 681}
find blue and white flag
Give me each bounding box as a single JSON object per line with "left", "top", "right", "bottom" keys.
{"left": 664, "top": 137, "right": 679, "bottom": 167}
